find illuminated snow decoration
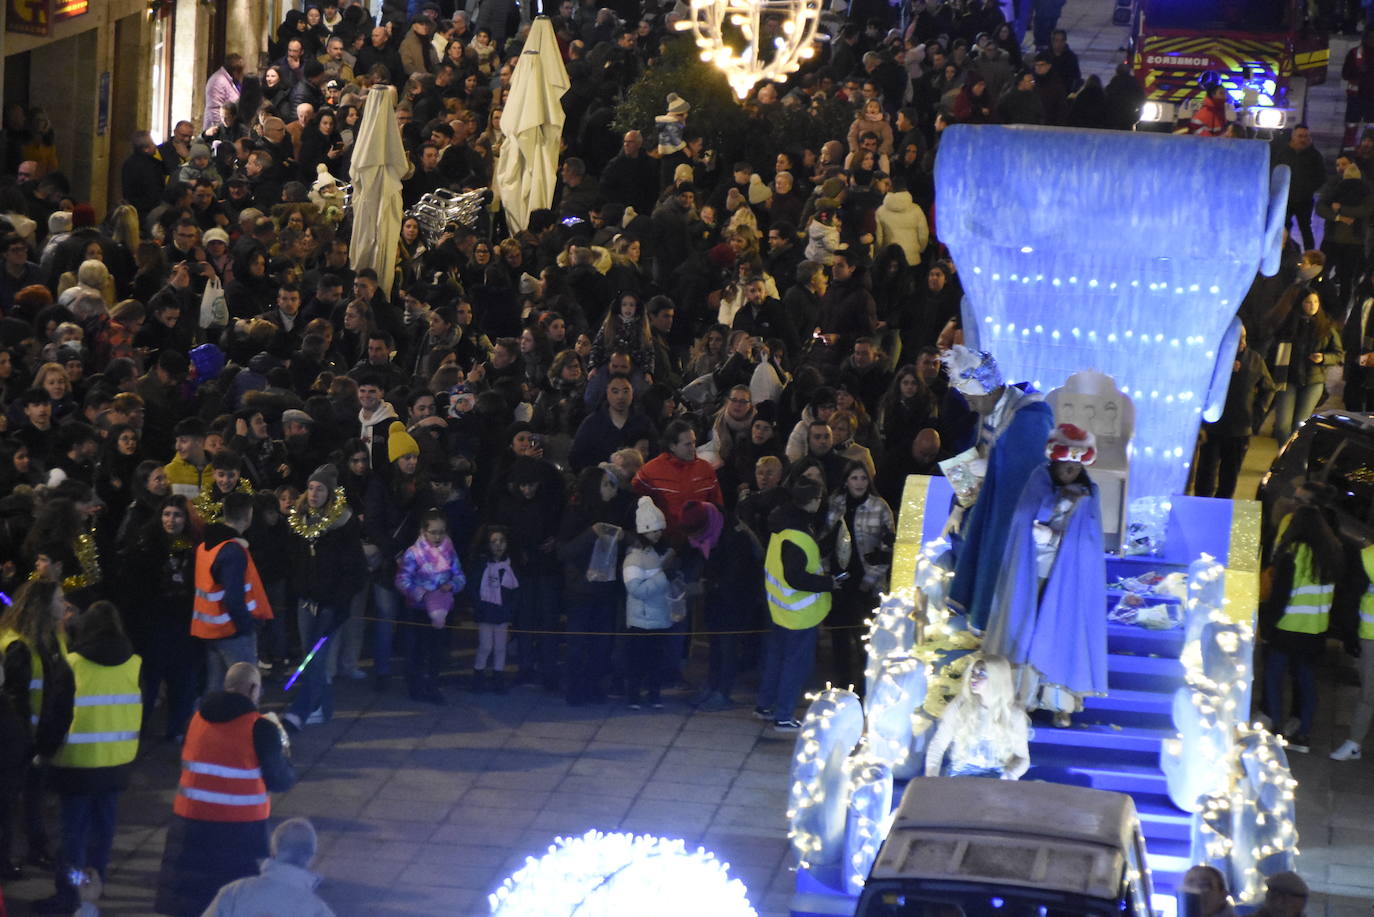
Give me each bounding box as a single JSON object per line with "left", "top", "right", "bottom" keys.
{"left": 489, "top": 830, "right": 757, "bottom": 917}
{"left": 936, "top": 125, "right": 1290, "bottom": 503}
{"left": 787, "top": 687, "right": 864, "bottom": 867}
{"left": 864, "top": 593, "right": 917, "bottom": 695}
{"left": 1161, "top": 555, "right": 1257, "bottom": 811}
{"left": 863, "top": 655, "right": 929, "bottom": 780}
{"left": 672, "top": 0, "right": 825, "bottom": 98}
{"left": 842, "top": 757, "right": 893, "bottom": 894}
{"left": 1158, "top": 556, "right": 1298, "bottom": 908}
{"left": 1193, "top": 725, "right": 1299, "bottom": 906}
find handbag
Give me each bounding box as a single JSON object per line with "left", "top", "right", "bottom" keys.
{"left": 198, "top": 276, "right": 228, "bottom": 329}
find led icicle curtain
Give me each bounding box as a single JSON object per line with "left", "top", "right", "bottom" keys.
{"left": 935, "top": 125, "right": 1288, "bottom": 502}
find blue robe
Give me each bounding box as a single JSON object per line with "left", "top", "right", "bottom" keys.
{"left": 984, "top": 466, "right": 1108, "bottom": 699}
{"left": 949, "top": 396, "right": 1055, "bottom": 632}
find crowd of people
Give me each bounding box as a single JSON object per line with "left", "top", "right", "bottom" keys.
{"left": 0, "top": 0, "right": 1354, "bottom": 912}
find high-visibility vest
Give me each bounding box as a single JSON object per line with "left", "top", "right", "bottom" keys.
{"left": 192, "top": 540, "right": 273, "bottom": 639}
{"left": 1360, "top": 546, "right": 1374, "bottom": 641}
{"left": 51, "top": 652, "right": 142, "bottom": 769}
{"left": 173, "top": 710, "right": 271, "bottom": 822}
{"left": 1276, "top": 544, "right": 1332, "bottom": 636}
{"left": 764, "top": 528, "right": 832, "bottom": 630}
{"left": 0, "top": 628, "right": 67, "bottom": 727}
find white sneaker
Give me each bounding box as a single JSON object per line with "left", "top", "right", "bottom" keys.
{"left": 305, "top": 707, "right": 327, "bottom": 725}
{"left": 1330, "top": 740, "right": 1362, "bottom": 761}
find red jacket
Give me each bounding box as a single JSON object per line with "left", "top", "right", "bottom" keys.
{"left": 1344, "top": 44, "right": 1374, "bottom": 98}
{"left": 632, "top": 453, "right": 723, "bottom": 541}
{"left": 1189, "top": 96, "right": 1228, "bottom": 136}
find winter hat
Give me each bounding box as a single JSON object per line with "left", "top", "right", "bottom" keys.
{"left": 308, "top": 463, "right": 339, "bottom": 493}
{"left": 673, "top": 163, "right": 695, "bottom": 185}
{"left": 47, "top": 211, "right": 71, "bottom": 235}
{"left": 680, "top": 500, "right": 723, "bottom": 556}
{"left": 598, "top": 461, "right": 628, "bottom": 490}
{"left": 77, "top": 260, "right": 109, "bottom": 288}
{"left": 518, "top": 272, "right": 540, "bottom": 297}
{"left": 666, "top": 92, "right": 691, "bottom": 116}
{"left": 753, "top": 400, "right": 777, "bottom": 425}
{"left": 1046, "top": 423, "right": 1097, "bottom": 465}
{"left": 203, "top": 227, "right": 230, "bottom": 246}
{"left": 188, "top": 143, "right": 212, "bottom": 161}
{"left": 747, "top": 174, "right": 772, "bottom": 205}
{"left": 281, "top": 408, "right": 314, "bottom": 427}
{"left": 635, "top": 495, "right": 667, "bottom": 534}
{"left": 819, "top": 176, "right": 846, "bottom": 200}
{"left": 387, "top": 421, "right": 420, "bottom": 462}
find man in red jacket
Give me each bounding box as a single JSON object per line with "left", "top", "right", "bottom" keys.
{"left": 632, "top": 419, "right": 723, "bottom": 544}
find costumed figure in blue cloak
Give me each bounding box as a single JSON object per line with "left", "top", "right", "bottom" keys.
{"left": 944, "top": 345, "right": 1055, "bottom": 632}
{"left": 984, "top": 423, "right": 1108, "bottom": 727}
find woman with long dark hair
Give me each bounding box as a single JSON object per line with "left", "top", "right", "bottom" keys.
{"left": 877, "top": 363, "right": 936, "bottom": 454}
{"left": 95, "top": 424, "right": 144, "bottom": 530}
{"left": 1266, "top": 290, "right": 1343, "bottom": 443}
{"left": 122, "top": 496, "right": 200, "bottom": 742}
{"left": 115, "top": 460, "right": 171, "bottom": 543}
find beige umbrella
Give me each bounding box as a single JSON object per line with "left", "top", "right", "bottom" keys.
{"left": 494, "top": 17, "right": 570, "bottom": 236}
{"left": 349, "top": 84, "right": 408, "bottom": 299}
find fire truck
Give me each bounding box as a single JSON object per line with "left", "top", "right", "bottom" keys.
{"left": 1127, "top": 0, "right": 1329, "bottom": 133}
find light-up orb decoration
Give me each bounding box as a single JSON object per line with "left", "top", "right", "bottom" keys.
{"left": 863, "top": 655, "right": 928, "bottom": 780}
{"left": 673, "top": 0, "right": 826, "bottom": 98}
{"left": 489, "top": 830, "right": 757, "bottom": 917}
{"left": 935, "top": 125, "right": 1290, "bottom": 502}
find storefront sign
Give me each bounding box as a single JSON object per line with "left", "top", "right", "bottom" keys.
{"left": 6, "top": 0, "right": 50, "bottom": 36}
{"left": 53, "top": 0, "right": 85, "bottom": 20}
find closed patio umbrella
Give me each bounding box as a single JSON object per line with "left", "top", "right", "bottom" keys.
{"left": 349, "top": 84, "right": 408, "bottom": 299}
{"left": 494, "top": 16, "right": 570, "bottom": 236}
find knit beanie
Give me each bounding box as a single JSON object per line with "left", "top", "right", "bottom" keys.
{"left": 635, "top": 495, "right": 666, "bottom": 535}
{"left": 666, "top": 92, "right": 691, "bottom": 116}
{"left": 387, "top": 421, "right": 420, "bottom": 462}
{"left": 47, "top": 211, "right": 72, "bottom": 235}
{"left": 309, "top": 463, "right": 339, "bottom": 493}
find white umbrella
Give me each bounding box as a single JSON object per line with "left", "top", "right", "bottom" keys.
{"left": 349, "top": 84, "right": 407, "bottom": 300}
{"left": 495, "top": 17, "right": 570, "bottom": 236}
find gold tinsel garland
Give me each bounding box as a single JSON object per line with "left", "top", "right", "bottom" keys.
{"left": 287, "top": 493, "right": 348, "bottom": 550}
{"left": 29, "top": 530, "right": 102, "bottom": 592}
{"left": 193, "top": 477, "right": 256, "bottom": 524}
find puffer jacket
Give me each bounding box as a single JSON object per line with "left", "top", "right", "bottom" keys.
{"left": 875, "top": 191, "right": 930, "bottom": 264}
{"left": 826, "top": 491, "right": 895, "bottom": 592}
{"left": 623, "top": 544, "right": 674, "bottom": 630}
{"left": 804, "top": 219, "right": 841, "bottom": 266}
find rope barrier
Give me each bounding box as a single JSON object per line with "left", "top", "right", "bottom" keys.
{"left": 351, "top": 614, "right": 870, "bottom": 637}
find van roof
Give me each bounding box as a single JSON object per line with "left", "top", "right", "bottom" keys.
{"left": 869, "top": 779, "right": 1139, "bottom": 900}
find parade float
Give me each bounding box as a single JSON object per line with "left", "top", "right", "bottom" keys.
{"left": 787, "top": 126, "right": 1299, "bottom": 916}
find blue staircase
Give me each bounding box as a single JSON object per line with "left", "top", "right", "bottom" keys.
{"left": 1026, "top": 552, "right": 1192, "bottom": 906}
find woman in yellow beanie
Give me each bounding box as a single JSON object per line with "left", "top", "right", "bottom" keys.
{"left": 361, "top": 422, "right": 435, "bottom": 691}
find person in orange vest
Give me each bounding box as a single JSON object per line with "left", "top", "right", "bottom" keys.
{"left": 154, "top": 661, "right": 295, "bottom": 917}
{"left": 193, "top": 491, "right": 272, "bottom": 694}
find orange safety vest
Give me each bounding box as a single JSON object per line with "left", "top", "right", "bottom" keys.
{"left": 173, "top": 710, "right": 271, "bottom": 822}
{"left": 192, "top": 540, "right": 273, "bottom": 640}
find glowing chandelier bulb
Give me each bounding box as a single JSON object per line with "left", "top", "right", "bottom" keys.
{"left": 674, "top": 0, "right": 827, "bottom": 98}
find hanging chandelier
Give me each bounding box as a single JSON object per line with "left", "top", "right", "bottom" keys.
{"left": 673, "top": 0, "right": 826, "bottom": 99}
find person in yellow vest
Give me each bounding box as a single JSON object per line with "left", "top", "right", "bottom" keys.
{"left": 0, "top": 579, "right": 72, "bottom": 880}
{"left": 755, "top": 479, "right": 840, "bottom": 732}
{"left": 31, "top": 600, "right": 141, "bottom": 915}
{"left": 1260, "top": 505, "right": 1343, "bottom": 754}
{"left": 1331, "top": 542, "right": 1374, "bottom": 761}
{"left": 155, "top": 661, "right": 295, "bottom": 917}
{"left": 193, "top": 491, "right": 273, "bottom": 694}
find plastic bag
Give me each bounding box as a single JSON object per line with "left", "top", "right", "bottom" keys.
{"left": 198, "top": 276, "right": 228, "bottom": 329}
{"left": 586, "top": 525, "right": 621, "bottom": 582}
{"left": 835, "top": 517, "right": 853, "bottom": 572}
{"left": 1122, "top": 497, "right": 1172, "bottom": 556}
{"left": 667, "top": 574, "right": 689, "bottom": 623}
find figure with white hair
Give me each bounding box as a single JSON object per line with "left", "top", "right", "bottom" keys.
{"left": 201, "top": 818, "right": 334, "bottom": 917}
{"left": 924, "top": 654, "right": 1030, "bottom": 779}
{"left": 984, "top": 424, "right": 1108, "bottom": 726}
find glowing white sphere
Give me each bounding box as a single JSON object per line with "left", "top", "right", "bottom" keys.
{"left": 489, "top": 830, "right": 757, "bottom": 917}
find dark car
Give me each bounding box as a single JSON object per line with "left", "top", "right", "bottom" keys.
{"left": 1257, "top": 409, "right": 1374, "bottom": 648}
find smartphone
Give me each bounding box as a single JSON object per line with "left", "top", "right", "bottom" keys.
{"left": 834, "top": 572, "right": 850, "bottom": 583}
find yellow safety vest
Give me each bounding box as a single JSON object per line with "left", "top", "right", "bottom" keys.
{"left": 51, "top": 651, "right": 142, "bottom": 769}
{"left": 1360, "top": 546, "right": 1374, "bottom": 641}
{"left": 0, "top": 628, "right": 68, "bottom": 727}
{"left": 1276, "top": 544, "right": 1332, "bottom": 636}
{"left": 764, "top": 528, "right": 832, "bottom": 630}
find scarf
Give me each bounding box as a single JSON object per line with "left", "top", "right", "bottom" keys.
{"left": 481, "top": 558, "right": 519, "bottom": 605}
